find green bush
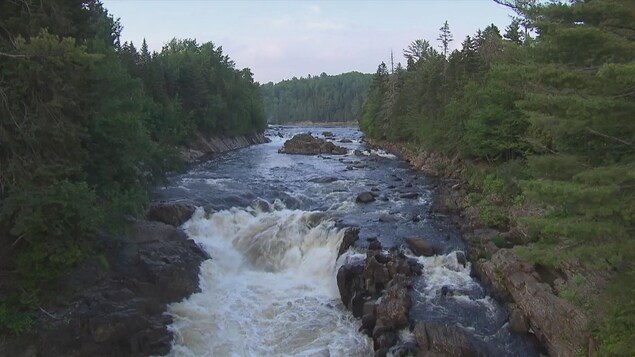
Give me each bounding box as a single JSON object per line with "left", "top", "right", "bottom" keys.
{"left": 0, "top": 181, "right": 101, "bottom": 286}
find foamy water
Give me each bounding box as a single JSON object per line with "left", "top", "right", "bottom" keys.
{"left": 167, "top": 206, "right": 373, "bottom": 357}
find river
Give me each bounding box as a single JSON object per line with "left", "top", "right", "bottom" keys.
{"left": 153, "top": 125, "right": 539, "bottom": 356}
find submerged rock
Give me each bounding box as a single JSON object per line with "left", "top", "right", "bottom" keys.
{"left": 279, "top": 133, "right": 348, "bottom": 155}
{"left": 356, "top": 192, "right": 376, "bottom": 204}
{"left": 399, "top": 192, "right": 419, "bottom": 199}
{"left": 308, "top": 176, "right": 339, "bottom": 184}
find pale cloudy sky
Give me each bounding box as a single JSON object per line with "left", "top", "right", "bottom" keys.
{"left": 101, "top": 0, "right": 515, "bottom": 83}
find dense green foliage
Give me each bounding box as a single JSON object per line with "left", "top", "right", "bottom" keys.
{"left": 359, "top": 1, "right": 634, "bottom": 354}
{"left": 0, "top": 0, "right": 265, "bottom": 329}
{"left": 261, "top": 72, "right": 372, "bottom": 123}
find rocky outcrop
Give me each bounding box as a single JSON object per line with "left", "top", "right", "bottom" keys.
{"left": 337, "top": 233, "right": 424, "bottom": 355}
{"left": 145, "top": 200, "right": 196, "bottom": 227}
{"left": 404, "top": 237, "right": 438, "bottom": 257}
{"left": 414, "top": 321, "right": 485, "bottom": 356}
{"left": 181, "top": 132, "right": 270, "bottom": 163}
{"left": 0, "top": 209, "right": 208, "bottom": 357}
{"left": 279, "top": 133, "right": 348, "bottom": 155}
{"left": 477, "top": 249, "right": 589, "bottom": 356}
{"left": 368, "top": 138, "right": 593, "bottom": 356}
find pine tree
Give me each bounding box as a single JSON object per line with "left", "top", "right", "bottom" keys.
{"left": 437, "top": 20, "right": 453, "bottom": 57}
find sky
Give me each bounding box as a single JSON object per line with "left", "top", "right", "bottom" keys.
{"left": 101, "top": 1, "right": 515, "bottom": 83}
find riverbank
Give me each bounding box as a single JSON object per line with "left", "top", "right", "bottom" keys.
{"left": 0, "top": 134, "right": 271, "bottom": 356}
{"left": 365, "top": 137, "right": 593, "bottom": 356}
{"left": 271, "top": 121, "right": 358, "bottom": 127}
{"left": 180, "top": 132, "right": 271, "bottom": 163}
{"left": 0, "top": 202, "right": 206, "bottom": 357}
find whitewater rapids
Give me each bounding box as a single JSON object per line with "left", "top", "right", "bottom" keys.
{"left": 166, "top": 205, "right": 373, "bottom": 357}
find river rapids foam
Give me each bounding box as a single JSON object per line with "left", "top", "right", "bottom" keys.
{"left": 166, "top": 204, "right": 373, "bottom": 357}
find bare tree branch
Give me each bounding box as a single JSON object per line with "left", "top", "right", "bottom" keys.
{"left": 586, "top": 128, "right": 635, "bottom": 149}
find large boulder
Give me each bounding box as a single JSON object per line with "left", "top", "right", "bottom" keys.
{"left": 476, "top": 249, "right": 589, "bottom": 356}
{"left": 404, "top": 237, "right": 439, "bottom": 257}
{"left": 375, "top": 276, "right": 411, "bottom": 329}
{"left": 279, "top": 133, "right": 348, "bottom": 155}
{"left": 145, "top": 200, "right": 197, "bottom": 227}
{"left": 414, "top": 321, "right": 484, "bottom": 356}
{"left": 356, "top": 192, "right": 376, "bottom": 204}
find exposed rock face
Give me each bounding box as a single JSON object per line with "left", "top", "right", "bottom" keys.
{"left": 181, "top": 132, "right": 270, "bottom": 163}
{"left": 279, "top": 133, "right": 348, "bottom": 155}
{"left": 337, "top": 240, "right": 423, "bottom": 354}
{"left": 477, "top": 249, "right": 588, "bottom": 356}
{"left": 414, "top": 321, "right": 485, "bottom": 356}
{"left": 0, "top": 214, "right": 208, "bottom": 357}
{"left": 145, "top": 200, "right": 196, "bottom": 227}
{"left": 404, "top": 237, "right": 438, "bottom": 257}
{"left": 368, "top": 138, "right": 591, "bottom": 355}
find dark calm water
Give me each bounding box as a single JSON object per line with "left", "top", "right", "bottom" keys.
{"left": 155, "top": 125, "right": 539, "bottom": 357}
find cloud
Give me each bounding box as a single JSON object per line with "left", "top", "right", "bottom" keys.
{"left": 308, "top": 4, "right": 321, "bottom": 14}
{"left": 304, "top": 20, "right": 343, "bottom": 31}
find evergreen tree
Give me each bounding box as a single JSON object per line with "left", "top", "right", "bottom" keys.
{"left": 437, "top": 20, "right": 453, "bottom": 57}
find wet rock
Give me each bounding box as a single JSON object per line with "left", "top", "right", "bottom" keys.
{"left": 181, "top": 132, "right": 269, "bottom": 163}
{"left": 145, "top": 200, "right": 196, "bottom": 227}
{"left": 308, "top": 176, "right": 339, "bottom": 184}
{"left": 391, "top": 341, "right": 420, "bottom": 357}
{"left": 377, "top": 330, "right": 398, "bottom": 350}
{"left": 356, "top": 192, "right": 376, "bottom": 204}
{"left": 378, "top": 213, "right": 397, "bottom": 223}
{"left": 374, "top": 348, "right": 388, "bottom": 357}
{"left": 477, "top": 249, "right": 589, "bottom": 355}
{"left": 338, "top": 227, "right": 360, "bottom": 258}
{"left": 251, "top": 198, "right": 273, "bottom": 212}
{"left": 371, "top": 187, "right": 380, "bottom": 192}
{"left": 368, "top": 239, "right": 383, "bottom": 251}
{"left": 508, "top": 303, "right": 530, "bottom": 334}
{"left": 339, "top": 138, "right": 353, "bottom": 143}
{"left": 279, "top": 133, "right": 348, "bottom": 155}
{"left": 375, "top": 276, "right": 411, "bottom": 329}
{"left": 337, "top": 259, "right": 366, "bottom": 311}
{"left": 412, "top": 215, "right": 421, "bottom": 223}
{"left": 399, "top": 192, "right": 419, "bottom": 199}
{"left": 414, "top": 321, "right": 483, "bottom": 356}
{"left": 456, "top": 251, "right": 467, "bottom": 268}
{"left": 361, "top": 313, "right": 377, "bottom": 335}
{"left": 322, "top": 131, "right": 335, "bottom": 137}
{"left": 404, "top": 237, "right": 438, "bottom": 257}
{"left": 354, "top": 149, "right": 365, "bottom": 156}
{"left": 353, "top": 161, "right": 366, "bottom": 169}
{"left": 441, "top": 285, "right": 454, "bottom": 297}
{"left": 405, "top": 182, "right": 413, "bottom": 188}
{"left": 1, "top": 220, "right": 208, "bottom": 357}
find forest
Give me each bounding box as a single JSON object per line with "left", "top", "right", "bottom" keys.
{"left": 261, "top": 71, "right": 372, "bottom": 123}
{"left": 359, "top": 0, "right": 634, "bottom": 354}
{"left": 0, "top": 0, "right": 265, "bottom": 329}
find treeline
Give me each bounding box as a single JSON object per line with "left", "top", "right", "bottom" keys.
{"left": 360, "top": 0, "right": 634, "bottom": 354}
{"left": 0, "top": 0, "right": 265, "bottom": 327}
{"left": 261, "top": 71, "right": 372, "bottom": 123}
